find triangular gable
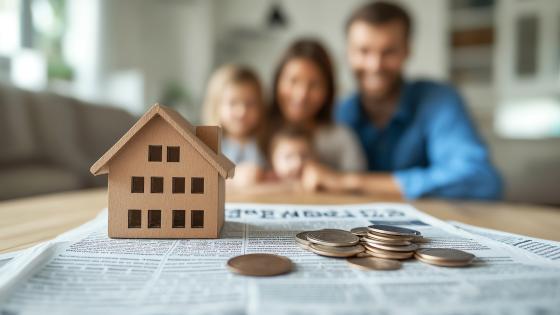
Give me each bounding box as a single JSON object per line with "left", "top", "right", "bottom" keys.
{"left": 90, "top": 104, "right": 235, "bottom": 179}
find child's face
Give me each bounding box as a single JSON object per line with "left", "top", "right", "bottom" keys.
{"left": 219, "top": 82, "right": 261, "bottom": 139}
{"left": 271, "top": 137, "right": 313, "bottom": 180}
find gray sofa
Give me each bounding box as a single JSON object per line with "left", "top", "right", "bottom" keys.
{"left": 0, "top": 83, "right": 136, "bottom": 200}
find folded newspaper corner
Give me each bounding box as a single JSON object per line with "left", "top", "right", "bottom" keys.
{"left": 1, "top": 203, "right": 560, "bottom": 315}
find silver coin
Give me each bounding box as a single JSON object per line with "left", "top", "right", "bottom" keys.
{"left": 364, "top": 245, "right": 415, "bottom": 260}
{"left": 415, "top": 248, "right": 475, "bottom": 266}
{"left": 295, "top": 231, "right": 311, "bottom": 247}
{"left": 306, "top": 230, "right": 360, "bottom": 247}
{"left": 309, "top": 243, "right": 365, "bottom": 258}
{"left": 362, "top": 235, "right": 412, "bottom": 245}
{"left": 367, "top": 231, "right": 414, "bottom": 241}
{"left": 368, "top": 224, "right": 420, "bottom": 237}
{"left": 350, "top": 227, "right": 369, "bottom": 237}
{"left": 347, "top": 257, "right": 402, "bottom": 271}
{"left": 363, "top": 242, "right": 418, "bottom": 252}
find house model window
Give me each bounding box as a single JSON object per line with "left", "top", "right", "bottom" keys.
{"left": 167, "top": 146, "right": 180, "bottom": 162}
{"left": 128, "top": 209, "right": 141, "bottom": 228}
{"left": 148, "top": 145, "right": 162, "bottom": 162}
{"left": 131, "top": 176, "right": 144, "bottom": 193}
{"left": 151, "top": 177, "right": 164, "bottom": 193}
{"left": 148, "top": 210, "right": 161, "bottom": 228}
{"left": 191, "top": 210, "right": 204, "bottom": 228}
{"left": 191, "top": 177, "right": 204, "bottom": 194}
{"left": 172, "top": 177, "right": 185, "bottom": 193}
{"left": 172, "top": 210, "right": 186, "bottom": 228}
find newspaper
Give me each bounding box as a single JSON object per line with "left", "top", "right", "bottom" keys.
{"left": 451, "top": 221, "right": 560, "bottom": 263}
{"left": 0, "top": 251, "right": 21, "bottom": 269}
{"left": 0, "top": 203, "right": 559, "bottom": 315}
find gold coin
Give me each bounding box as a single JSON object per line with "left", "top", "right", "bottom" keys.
{"left": 227, "top": 253, "right": 293, "bottom": 276}
{"left": 347, "top": 257, "right": 402, "bottom": 271}
{"left": 363, "top": 242, "right": 418, "bottom": 252}
{"left": 362, "top": 235, "right": 412, "bottom": 246}
{"left": 414, "top": 248, "right": 475, "bottom": 267}
{"left": 364, "top": 246, "right": 414, "bottom": 260}
{"left": 309, "top": 244, "right": 365, "bottom": 258}
{"left": 295, "top": 231, "right": 311, "bottom": 247}
{"left": 350, "top": 227, "right": 369, "bottom": 236}
{"left": 306, "top": 230, "right": 360, "bottom": 247}
{"left": 368, "top": 224, "right": 420, "bottom": 237}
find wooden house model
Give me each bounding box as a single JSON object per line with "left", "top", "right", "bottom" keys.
{"left": 90, "top": 104, "right": 235, "bottom": 238}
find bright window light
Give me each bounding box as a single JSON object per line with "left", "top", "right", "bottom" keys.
{"left": 495, "top": 97, "right": 560, "bottom": 139}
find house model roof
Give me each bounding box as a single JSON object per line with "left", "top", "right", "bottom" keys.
{"left": 90, "top": 103, "right": 235, "bottom": 179}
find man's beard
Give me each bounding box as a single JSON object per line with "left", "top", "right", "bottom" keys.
{"left": 359, "top": 74, "right": 402, "bottom": 105}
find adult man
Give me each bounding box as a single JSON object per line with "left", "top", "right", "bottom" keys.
{"left": 302, "top": 1, "right": 502, "bottom": 199}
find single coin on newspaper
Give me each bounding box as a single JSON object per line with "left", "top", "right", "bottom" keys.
{"left": 306, "top": 230, "right": 360, "bottom": 247}
{"left": 227, "top": 253, "right": 293, "bottom": 276}
{"left": 347, "top": 257, "right": 402, "bottom": 271}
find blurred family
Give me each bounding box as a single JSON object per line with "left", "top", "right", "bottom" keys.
{"left": 201, "top": 1, "right": 502, "bottom": 200}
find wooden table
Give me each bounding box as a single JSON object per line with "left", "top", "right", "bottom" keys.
{"left": 1, "top": 188, "right": 559, "bottom": 254}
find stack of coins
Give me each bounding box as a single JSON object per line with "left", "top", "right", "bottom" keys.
{"left": 297, "top": 229, "right": 365, "bottom": 258}
{"left": 358, "top": 224, "right": 421, "bottom": 260}
{"left": 295, "top": 225, "right": 476, "bottom": 271}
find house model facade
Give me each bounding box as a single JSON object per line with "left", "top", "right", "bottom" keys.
{"left": 90, "top": 104, "right": 235, "bottom": 239}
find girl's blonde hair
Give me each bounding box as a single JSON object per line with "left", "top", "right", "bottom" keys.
{"left": 202, "top": 64, "right": 265, "bottom": 127}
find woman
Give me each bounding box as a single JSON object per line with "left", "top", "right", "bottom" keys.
{"left": 268, "top": 38, "right": 366, "bottom": 172}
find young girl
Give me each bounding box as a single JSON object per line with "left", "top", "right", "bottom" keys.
{"left": 202, "top": 65, "right": 266, "bottom": 186}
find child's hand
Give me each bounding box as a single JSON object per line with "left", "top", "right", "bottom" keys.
{"left": 231, "top": 163, "right": 264, "bottom": 187}
{"left": 301, "top": 161, "right": 343, "bottom": 192}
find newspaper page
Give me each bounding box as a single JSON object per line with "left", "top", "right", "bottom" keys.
{"left": 451, "top": 221, "right": 560, "bottom": 263}
{"left": 0, "top": 251, "right": 21, "bottom": 269}
{"left": 0, "top": 203, "right": 559, "bottom": 315}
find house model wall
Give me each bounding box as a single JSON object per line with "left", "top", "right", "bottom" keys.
{"left": 90, "top": 104, "right": 235, "bottom": 239}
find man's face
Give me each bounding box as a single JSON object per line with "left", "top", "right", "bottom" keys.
{"left": 347, "top": 20, "right": 409, "bottom": 100}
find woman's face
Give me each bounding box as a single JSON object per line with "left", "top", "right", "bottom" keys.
{"left": 277, "top": 58, "right": 328, "bottom": 125}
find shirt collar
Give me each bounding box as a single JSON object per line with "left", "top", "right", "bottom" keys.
{"left": 354, "top": 80, "right": 415, "bottom": 128}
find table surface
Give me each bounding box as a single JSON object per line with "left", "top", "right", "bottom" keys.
{"left": 1, "top": 188, "right": 559, "bottom": 254}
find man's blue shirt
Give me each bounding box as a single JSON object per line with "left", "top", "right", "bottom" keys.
{"left": 335, "top": 80, "right": 502, "bottom": 200}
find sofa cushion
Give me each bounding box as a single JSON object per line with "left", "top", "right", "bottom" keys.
{"left": 0, "top": 84, "right": 40, "bottom": 164}
{"left": 0, "top": 164, "right": 84, "bottom": 200}
{"left": 27, "top": 91, "right": 90, "bottom": 174}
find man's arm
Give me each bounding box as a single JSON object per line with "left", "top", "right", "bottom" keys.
{"left": 392, "top": 85, "right": 502, "bottom": 200}
{"left": 301, "top": 161, "right": 403, "bottom": 198}
{"left": 305, "top": 84, "right": 502, "bottom": 200}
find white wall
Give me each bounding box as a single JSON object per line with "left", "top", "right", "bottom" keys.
{"left": 65, "top": 0, "right": 448, "bottom": 116}
{"left": 65, "top": 0, "right": 215, "bottom": 118}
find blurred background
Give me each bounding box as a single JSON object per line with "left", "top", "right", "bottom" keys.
{"left": 0, "top": 0, "right": 559, "bottom": 204}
